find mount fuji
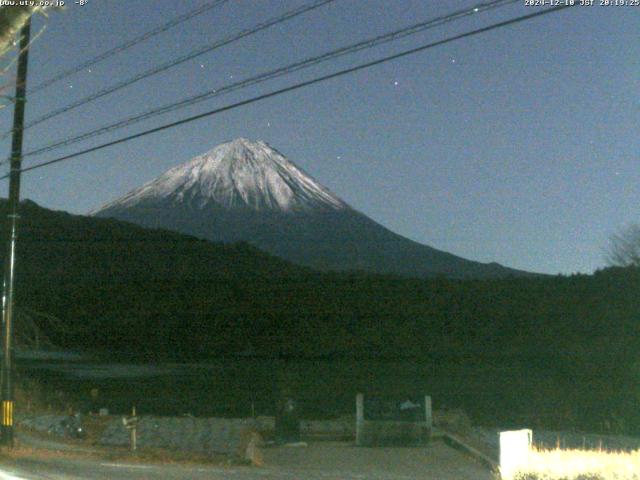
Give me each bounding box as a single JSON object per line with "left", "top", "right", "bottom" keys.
{"left": 92, "top": 138, "right": 530, "bottom": 278}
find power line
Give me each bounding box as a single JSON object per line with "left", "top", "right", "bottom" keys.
{"left": 19, "top": 0, "right": 519, "bottom": 162}
{"left": 0, "top": 0, "right": 337, "bottom": 140}
{"left": 1, "top": 5, "right": 574, "bottom": 181}
{"left": 29, "top": 0, "right": 230, "bottom": 95}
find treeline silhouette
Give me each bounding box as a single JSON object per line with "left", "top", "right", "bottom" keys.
{"left": 3, "top": 200, "right": 639, "bottom": 433}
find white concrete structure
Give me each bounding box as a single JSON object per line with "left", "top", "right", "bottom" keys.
{"left": 499, "top": 429, "right": 532, "bottom": 480}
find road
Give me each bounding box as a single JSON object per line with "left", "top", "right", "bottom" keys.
{"left": 0, "top": 441, "right": 493, "bottom": 479}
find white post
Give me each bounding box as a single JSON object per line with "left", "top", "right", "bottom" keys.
{"left": 132, "top": 406, "right": 137, "bottom": 451}
{"left": 424, "top": 395, "right": 432, "bottom": 430}
{"left": 355, "top": 393, "right": 364, "bottom": 446}
{"left": 499, "top": 429, "right": 532, "bottom": 480}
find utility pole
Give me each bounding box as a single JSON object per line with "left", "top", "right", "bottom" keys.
{"left": 1, "top": 18, "right": 31, "bottom": 447}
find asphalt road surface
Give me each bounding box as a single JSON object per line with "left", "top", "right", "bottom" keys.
{"left": 0, "top": 441, "right": 492, "bottom": 479}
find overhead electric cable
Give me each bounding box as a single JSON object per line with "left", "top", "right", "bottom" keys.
{"left": 19, "top": 0, "right": 519, "bottom": 162}
{"left": 0, "top": 4, "right": 574, "bottom": 181}
{"left": 0, "top": 0, "right": 336, "bottom": 140}
{"left": 29, "top": 1, "right": 230, "bottom": 95}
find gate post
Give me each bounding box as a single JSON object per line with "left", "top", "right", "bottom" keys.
{"left": 355, "top": 393, "right": 364, "bottom": 445}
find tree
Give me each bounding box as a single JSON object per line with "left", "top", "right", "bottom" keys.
{"left": 606, "top": 224, "right": 640, "bottom": 267}
{"left": 0, "top": 6, "right": 42, "bottom": 57}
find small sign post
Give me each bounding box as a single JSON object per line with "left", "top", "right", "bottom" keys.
{"left": 122, "top": 406, "right": 139, "bottom": 451}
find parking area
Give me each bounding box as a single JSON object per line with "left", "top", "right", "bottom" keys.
{"left": 261, "top": 440, "right": 494, "bottom": 480}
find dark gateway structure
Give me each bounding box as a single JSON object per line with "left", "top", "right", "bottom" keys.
{"left": 356, "top": 393, "right": 432, "bottom": 446}
{"left": 93, "top": 138, "right": 533, "bottom": 279}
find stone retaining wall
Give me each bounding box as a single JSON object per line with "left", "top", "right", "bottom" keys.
{"left": 20, "top": 414, "right": 71, "bottom": 436}
{"left": 19, "top": 414, "right": 355, "bottom": 455}
{"left": 100, "top": 416, "right": 258, "bottom": 454}
{"left": 19, "top": 414, "right": 264, "bottom": 455}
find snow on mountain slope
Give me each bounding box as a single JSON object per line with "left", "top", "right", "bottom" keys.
{"left": 95, "top": 138, "right": 347, "bottom": 213}
{"left": 93, "top": 138, "right": 535, "bottom": 279}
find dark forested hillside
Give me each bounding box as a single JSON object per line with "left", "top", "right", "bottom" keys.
{"left": 3, "top": 199, "right": 639, "bottom": 362}
{"left": 2, "top": 199, "right": 640, "bottom": 432}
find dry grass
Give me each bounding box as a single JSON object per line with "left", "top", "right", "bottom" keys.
{"left": 507, "top": 446, "right": 640, "bottom": 480}
{"left": 77, "top": 415, "right": 114, "bottom": 444}
{"left": 0, "top": 444, "right": 101, "bottom": 463}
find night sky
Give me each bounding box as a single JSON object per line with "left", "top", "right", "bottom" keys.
{"left": 0, "top": 0, "right": 637, "bottom": 275}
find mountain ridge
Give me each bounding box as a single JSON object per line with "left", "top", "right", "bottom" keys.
{"left": 93, "top": 138, "right": 536, "bottom": 279}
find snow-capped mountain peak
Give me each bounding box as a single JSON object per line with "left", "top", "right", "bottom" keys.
{"left": 95, "top": 138, "right": 348, "bottom": 213}
{"left": 92, "top": 138, "right": 532, "bottom": 279}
